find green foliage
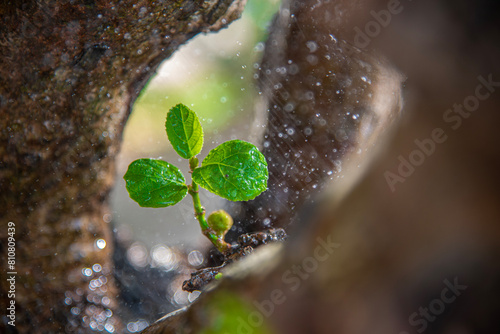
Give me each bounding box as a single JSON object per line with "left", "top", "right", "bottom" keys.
{"left": 166, "top": 103, "right": 204, "bottom": 159}
{"left": 125, "top": 104, "right": 267, "bottom": 206}
{"left": 124, "top": 103, "right": 268, "bottom": 252}
{"left": 124, "top": 159, "right": 187, "bottom": 208}
{"left": 192, "top": 140, "right": 268, "bottom": 201}
{"left": 199, "top": 291, "right": 273, "bottom": 334}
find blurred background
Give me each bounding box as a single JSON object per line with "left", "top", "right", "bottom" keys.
{"left": 111, "top": 0, "right": 280, "bottom": 254}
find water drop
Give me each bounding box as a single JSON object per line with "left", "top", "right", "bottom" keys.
{"left": 95, "top": 239, "right": 106, "bottom": 249}
{"left": 82, "top": 268, "right": 92, "bottom": 277}
{"left": 306, "top": 54, "right": 318, "bottom": 65}
{"left": 334, "top": 160, "right": 342, "bottom": 172}
{"left": 103, "top": 213, "right": 112, "bottom": 223}
{"left": 151, "top": 245, "right": 174, "bottom": 268}
{"left": 254, "top": 42, "right": 264, "bottom": 52}
{"left": 105, "top": 323, "right": 115, "bottom": 333}
{"left": 305, "top": 91, "right": 314, "bottom": 100}
{"left": 127, "top": 242, "right": 148, "bottom": 267}
{"left": 306, "top": 41, "right": 318, "bottom": 53}
{"left": 188, "top": 290, "right": 201, "bottom": 303}
{"left": 188, "top": 250, "right": 204, "bottom": 267}
{"left": 284, "top": 102, "right": 294, "bottom": 112}
{"left": 173, "top": 290, "right": 189, "bottom": 305}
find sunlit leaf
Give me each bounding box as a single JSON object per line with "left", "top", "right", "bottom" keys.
{"left": 124, "top": 159, "right": 187, "bottom": 208}
{"left": 192, "top": 140, "right": 268, "bottom": 201}
{"left": 166, "top": 103, "right": 204, "bottom": 159}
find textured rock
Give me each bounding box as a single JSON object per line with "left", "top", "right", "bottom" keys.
{"left": 0, "top": 0, "right": 245, "bottom": 332}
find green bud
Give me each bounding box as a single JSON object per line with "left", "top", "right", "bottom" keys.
{"left": 189, "top": 157, "right": 199, "bottom": 171}
{"left": 207, "top": 210, "right": 233, "bottom": 237}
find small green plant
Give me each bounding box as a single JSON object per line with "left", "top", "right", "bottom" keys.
{"left": 124, "top": 103, "right": 268, "bottom": 254}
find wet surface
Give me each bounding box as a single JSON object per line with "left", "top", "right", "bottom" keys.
{"left": 182, "top": 228, "right": 287, "bottom": 292}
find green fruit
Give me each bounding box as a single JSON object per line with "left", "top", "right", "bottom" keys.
{"left": 207, "top": 210, "right": 233, "bottom": 236}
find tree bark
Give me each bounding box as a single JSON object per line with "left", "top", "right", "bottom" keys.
{"left": 0, "top": 1, "right": 245, "bottom": 332}
{"left": 228, "top": 0, "right": 403, "bottom": 234}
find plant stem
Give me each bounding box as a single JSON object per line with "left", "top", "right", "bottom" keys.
{"left": 188, "top": 157, "right": 230, "bottom": 254}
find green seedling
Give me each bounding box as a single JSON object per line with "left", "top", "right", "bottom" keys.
{"left": 124, "top": 103, "right": 268, "bottom": 254}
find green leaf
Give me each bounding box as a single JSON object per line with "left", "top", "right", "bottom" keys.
{"left": 192, "top": 140, "right": 268, "bottom": 201}
{"left": 124, "top": 159, "right": 188, "bottom": 208}
{"left": 166, "top": 103, "right": 204, "bottom": 159}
